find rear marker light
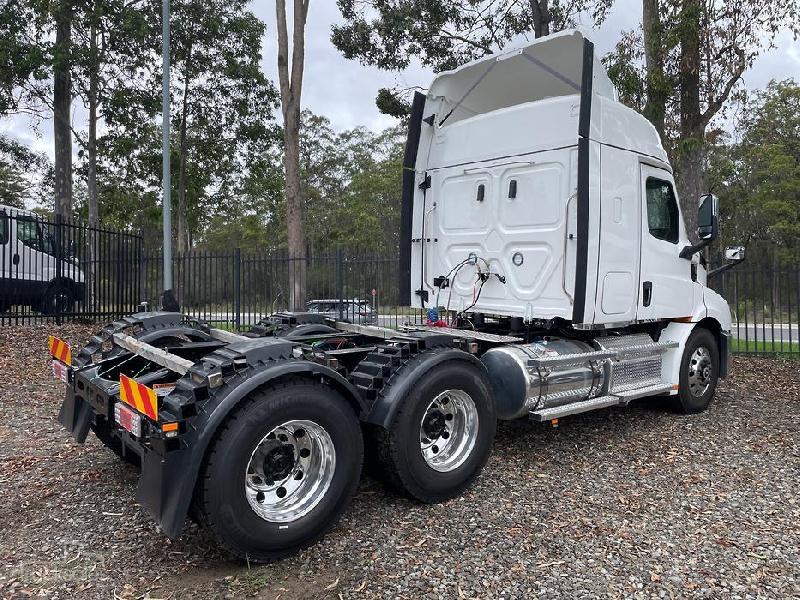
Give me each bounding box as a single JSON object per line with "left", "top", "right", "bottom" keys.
{"left": 162, "top": 422, "right": 179, "bottom": 438}
{"left": 207, "top": 371, "right": 223, "bottom": 388}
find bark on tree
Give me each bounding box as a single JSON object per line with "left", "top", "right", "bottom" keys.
{"left": 676, "top": 0, "right": 703, "bottom": 238}
{"left": 177, "top": 46, "right": 192, "bottom": 255}
{"left": 53, "top": 1, "right": 73, "bottom": 217}
{"left": 642, "top": 0, "right": 666, "bottom": 141}
{"left": 672, "top": 0, "right": 746, "bottom": 240}
{"left": 529, "top": 0, "right": 551, "bottom": 38}
{"left": 276, "top": 0, "right": 309, "bottom": 311}
{"left": 87, "top": 21, "right": 99, "bottom": 227}
{"left": 86, "top": 20, "right": 100, "bottom": 313}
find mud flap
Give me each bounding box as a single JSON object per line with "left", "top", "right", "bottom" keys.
{"left": 136, "top": 446, "right": 194, "bottom": 539}
{"left": 58, "top": 391, "right": 93, "bottom": 443}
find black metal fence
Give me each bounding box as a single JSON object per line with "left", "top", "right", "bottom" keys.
{"left": 0, "top": 209, "right": 143, "bottom": 324}
{"left": 136, "top": 248, "right": 418, "bottom": 329}
{"left": 709, "top": 260, "right": 800, "bottom": 356}
{"left": 1, "top": 210, "right": 798, "bottom": 356}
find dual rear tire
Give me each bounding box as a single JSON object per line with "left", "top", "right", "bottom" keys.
{"left": 197, "top": 379, "right": 363, "bottom": 562}
{"left": 197, "top": 361, "right": 496, "bottom": 561}
{"left": 370, "top": 360, "right": 496, "bottom": 503}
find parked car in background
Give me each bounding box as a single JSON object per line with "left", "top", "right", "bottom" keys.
{"left": 306, "top": 298, "right": 377, "bottom": 324}
{"left": 0, "top": 205, "right": 84, "bottom": 314}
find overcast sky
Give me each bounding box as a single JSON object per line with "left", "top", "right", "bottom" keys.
{"left": 3, "top": 0, "right": 799, "bottom": 159}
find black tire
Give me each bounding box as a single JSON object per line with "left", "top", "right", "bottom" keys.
{"left": 41, "top": 283, "right": 75, "bottom": 315}
{"left": 197, "top": 378, "right": 363, "bottom": 562}
{"left": 90, "top": 422, "right": 141, "bottom": 467}
{"left": 373, "top": 360, "right": 496, "bottom": 503}
{"left": 673, "top": 327, "right": 719, "bottom": 414}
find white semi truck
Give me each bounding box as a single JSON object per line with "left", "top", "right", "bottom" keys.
{"left": 55, "top": 31, "right": 742, "bottom": 561}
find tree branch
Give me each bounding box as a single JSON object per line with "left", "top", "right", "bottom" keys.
{"left": 701, "top": 47, "right": 746, "bottom": 126}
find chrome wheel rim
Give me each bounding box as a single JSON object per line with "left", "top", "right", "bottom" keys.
{"left": 244, "top": 420, "right": 335, "bottom": 523}
{"left": 688, "top": 346, "right": 713, "bottom": 397}
{"left": 419, "top": 389, "right": 478, "bottom": 472}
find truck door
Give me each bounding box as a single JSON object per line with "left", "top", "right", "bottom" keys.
{"left": 637, "top": 165, "right": 697, "bottom": 320}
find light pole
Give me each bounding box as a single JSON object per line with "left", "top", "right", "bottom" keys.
{"left": 161, "top": 0, "right": 172, "bottom": 291}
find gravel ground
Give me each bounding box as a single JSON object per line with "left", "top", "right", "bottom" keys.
{"left": 1, "top": 324, "right": 799, "bottom": 599}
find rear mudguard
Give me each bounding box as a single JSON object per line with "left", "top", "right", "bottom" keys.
{"left": 137, "top": 343, "right": 366, "bottom": 540}
{"left": 362, "top": 347, "right": 489, "bottom": 429}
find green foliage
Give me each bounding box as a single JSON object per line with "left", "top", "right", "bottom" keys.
{"left": 0, "top": 134, "right": 51, "bottom": 208}
{"left": 194, "top": 111, "right": 405, "bottom": 255}
{"left": 0, "top": 0, "right": 50, "bottom": 116}
{"left": 706, "top": 80, "right": 800, "bottom": 263}
{"left": 376, "top": 87, "right": 411, "bottom": 119}
{"left": 332, "top": 0, "right": 614, "bottom": 113}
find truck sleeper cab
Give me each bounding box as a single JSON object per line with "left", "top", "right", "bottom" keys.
{"left": 55, "top": 30, "right": 737, "bottom": 562}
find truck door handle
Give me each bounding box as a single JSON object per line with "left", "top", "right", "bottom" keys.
{"left": 642, "top": 281, "right": 652, "bottom": 307}
{"left": 12, "top": 253, "right": 19, "bottom": 266}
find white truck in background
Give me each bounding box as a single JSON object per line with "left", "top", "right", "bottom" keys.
{"left": 0, "top": 205, "right": 85, "bottom": 313}
{"left": 54, "top": 30, "right": 743, "bottom": 562}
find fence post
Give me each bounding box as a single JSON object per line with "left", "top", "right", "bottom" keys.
{"left": 336, "top": 248, "right": 344, "bottom": 320}
{"left": 137, "top": 229, "right": 144, "bottom": 308}
{"left": 234, "top": 247, "right": 241, "bottom": 330}
{"left": 54, "top": 213, "right": 63, "bottom": 325}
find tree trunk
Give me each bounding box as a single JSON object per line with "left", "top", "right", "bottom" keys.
{"left": 676, "top": 0, "right": 704, "bottom": 239}
{"left": 276, "top": 0, "right": 309, "bottom": 312}
{"left": 283, "top": 107, "right": 306, "bottom": 310}
{"left": 176, "top": 78, "right": 190, "bottom": 254}
{"left": 86, "top": 20, "right": 99, "bottom": 314}
{"left": 53, "top": 0, "right": 73, "bottom": 217}
{"left": 642, "top": 0, "right": 666, "bottom": 141}
{"left": 529, "top": 0, "right": 551, "bottom": 38}
{"left": 87, "top": 22, "right": 99, "bottom": 227}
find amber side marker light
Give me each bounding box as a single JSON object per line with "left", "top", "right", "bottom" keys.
{"left": 161, "top": 422, "right": 179, "bottom": 438}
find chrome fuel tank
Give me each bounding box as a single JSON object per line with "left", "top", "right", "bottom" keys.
{"left": 481, "top": 339, "right": 608, "bottom": 420}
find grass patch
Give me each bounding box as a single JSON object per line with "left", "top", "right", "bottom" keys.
{"left": 731, "top": 337, "right": 800, "bottom": 357}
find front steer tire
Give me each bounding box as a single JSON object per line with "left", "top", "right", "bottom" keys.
{"left": 196, "top": 378, "right": 363, "bottom": 562}
{"left": 372, "top": 360, "right": 496, "bottom": 503}
{"left": 673, "top": 327, "right": 719, "bottom": 414}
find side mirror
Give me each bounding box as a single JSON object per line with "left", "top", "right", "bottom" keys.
{"left": 724, "top": 245, "right": 745, "bottom": 261}
{"left": 681, "top": 193, "right": 720, "bottom": 259}
{"left": 708, "top": 245, "right": 746, "bottom": 279}
{"left": 697, "top": 193, "right": 719, "bottom": 241}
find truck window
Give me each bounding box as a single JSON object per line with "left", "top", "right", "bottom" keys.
{"left": 17, "top": 217, "right": 45, "bottom": 252}
{"left": 0, "top": 213, "right": 7, "bottom": 244}
{"left": 645, "top": 178, "right": 679, "bottom": 243}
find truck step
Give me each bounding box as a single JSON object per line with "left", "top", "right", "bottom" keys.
{"left": 529, "top": 395, "right": 620, "bottom": 421}
{"left": 614, "top": 382, "right": 674, "bottom": 404}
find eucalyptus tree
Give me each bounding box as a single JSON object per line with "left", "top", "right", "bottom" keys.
{"left": 606, "top": 0, "right": 800, "bottom": 233}
{"left": 332, "top": 0, "right": 614, "bottom": 116}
